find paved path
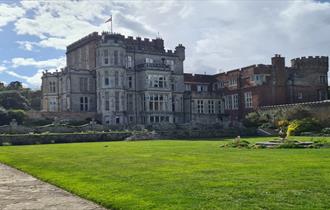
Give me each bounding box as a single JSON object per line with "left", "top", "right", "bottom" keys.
{"left": 0, "top": 163, "right": 107, "bottom": 210}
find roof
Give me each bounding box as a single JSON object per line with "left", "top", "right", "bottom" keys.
{"left": 184, "top": 73, "right": 216, "bottom": 83}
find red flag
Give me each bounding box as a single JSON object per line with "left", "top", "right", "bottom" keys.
{"left": 105, "top": 16, "right": 112, "bottom": 23}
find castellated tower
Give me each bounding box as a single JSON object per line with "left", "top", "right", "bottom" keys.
{"left": 271, "top": 54, "right": 287, "bottom": 105}
{"left": 96, "top": 33, "right": 127, "bottom": 125}
{"left": 289, "top": 56, "right": 328, "bottom": 102}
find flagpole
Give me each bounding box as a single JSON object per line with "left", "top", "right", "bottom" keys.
{"left": 111, "top": 15, "right": 113, "bottom": 34}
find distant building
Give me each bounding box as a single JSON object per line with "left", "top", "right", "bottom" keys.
{"left": 41, "top": 32, "right": 329, "bottom": 125}
{"left": 185, "top": 54, "right": 329, "bottom": 122}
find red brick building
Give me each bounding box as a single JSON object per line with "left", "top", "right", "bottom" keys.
{"left": 184, "top": 55, "right": 329, "bottom": 123}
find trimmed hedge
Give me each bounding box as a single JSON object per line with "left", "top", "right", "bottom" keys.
{"left": 0, "top": 132, "right": 132, "bottom": 146}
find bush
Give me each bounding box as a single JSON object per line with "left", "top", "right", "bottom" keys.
{"left": 221, "top": 139, "right": 251, "bottom": 148}
{"left": 8, "top": 109, "right": 27, "bottom": 125}
{"left": 23, "top": 118, "right": 53, "bottom": 126}
{"left": 0, "top": 107, "right": 9, "bottom": 125}
{"left": 276, "top": 120, "right": 289, "bottom": 128}
{"left": 242, "top": 112, "right": 269, "bottom": 128}
{"left": 287, "top": 118, "right": 322, "bottom": 136}
{"left": 321, "top": 128, "right": 330, "bottom": 134}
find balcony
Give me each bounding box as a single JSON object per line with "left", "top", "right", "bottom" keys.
{"left": 136, "top": 63, "right": 170, "bottom": 71}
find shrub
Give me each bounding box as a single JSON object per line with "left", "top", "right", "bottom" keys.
{"left": 287, "top": 118, "right": 322, "bottom": 136}
{"left": 321, "top": 128, "right": 330, "bottom": 134}
{"left": 221, "top": 139, "right": 251, "bottom": 148}
{"left": 243, "top": 112, "right": 268, "bottom": 128}
{"left": 276, "top": 120, "right": 289, "bottom": 128}
{"left": 0, "top": 107, "right": 9, "bottom": 125}
{"left": 23, "top": 118, "right": 53, "bottom": 126}
{"left": 8, "top": 109, "right": 27, "bottom": 124}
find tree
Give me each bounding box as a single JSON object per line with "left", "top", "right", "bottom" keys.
{"left": 7, "top": 81, "right": 23, "bottom": 90}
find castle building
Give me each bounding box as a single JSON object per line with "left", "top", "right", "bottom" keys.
{"left": 42, "top": 32, "right": 185, "bottom": 125}
{"left": 41, "top": 32, "right": 329, "bottom": 125}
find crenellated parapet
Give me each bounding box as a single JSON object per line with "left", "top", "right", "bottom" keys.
{"left": 291, "top": 56, "right": 328, "bottom": 69}
{"left": 100, "top": 31, "right": 166, "bottom": 54}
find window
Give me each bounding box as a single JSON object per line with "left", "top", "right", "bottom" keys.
{"left": 128, "top": 76, "right": 133, "bottom": 88}
{"left": 218, "top": 81, "right": 224, "bottom": 88}
{"left": 232, "top": 94, "right": 239, "bottom": 110}
{"left": 218, "top": 100, "right": 222, "bottom": 114}
{"left": 298, "top": 92, "right": 303, "bottom": 100}
{"left": 104, "top": 71, "right": 109, "bottom": 86}
{"left": 79, "top": 77, "right": 88, "bottom": 92}
{"left": 197, "top": 100, "right": 204, "bottom": 113}
{"left": 208, "top": 100, "right": 214, "bottom": 114}
{"left": 146, "top": 57, "right": 153, "bottom": 63}
{"left": 318, "top": 90, "right": 326, "bottom": 100}
{"left": 103, "top": 49, "right": 109, "bottom": 65}
{"left": 172, "top": 97, "right": 175, "bottom": 112}
{"left": 127, "top": 94, "right": 133, "bottom": 112}
{"left": 115, "top": 92, "right": 120, "bottom": 111}
{"left": 224, "top": 95, "right": 232, "bottom": 110}
{"left": 166, "top": 60, "right": 174, "bottom": 70}
{"left": 127, "top": 56, "right": 132, "bottom": 68}
{"left": 320, "top": 75, "right": 327, "bottom": 84}
{"left": 114, "top": 50, "right": 118, "bottom": 65}
{"left": 147, "top": 93, "right": 167, "bottom": 111}
{"left": 228, "top": 79, "right": 237, "bottom": 86}
{"left": 185, "top": 84, "right": 191, "bottom": 91}
{"left": 148, "top": 75, "right": 167, "bottom": 88}
{"left": 80, "top": 97, "right": 88, "bottom": 111}
{"left": 105, "top": 92, "right": 110, "bottom": 111}
{"left": 213, "top": 83, "right": 218, "bottom": 91}
{"left": 244, "top": 92, "right": 253, "bottom": 108}
{"left": 115, "top": 71, "right": 119, "bottom": 87}
{"left": 197, "top": 85, "right": 208, "bottom": 92}
{"left": 120, "top": 52, "right": 124, "bottom": 66}
{"left": 49, "top": 81, "right": 56, "bottom": 93}
{"left": 115, "top": 117, "right": 120, "bottom": 124}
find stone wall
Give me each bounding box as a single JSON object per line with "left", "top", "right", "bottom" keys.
{"left": 27, "top": 111, "right": 97, "bottom": 121}
{"left": 258, "top": 100, "right": 330, "bottom": 122}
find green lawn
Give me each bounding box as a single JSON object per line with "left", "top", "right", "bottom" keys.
{"left": 0, "top": 136, "right": 329, "bottom": 210}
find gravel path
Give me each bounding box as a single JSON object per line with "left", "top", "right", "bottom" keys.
{"left": 0, "top": 163, "right": 107, "bottom": 210}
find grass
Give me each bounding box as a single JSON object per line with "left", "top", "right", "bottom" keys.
{"left": 0, "top": 136, "right": 329, "bottom": 210}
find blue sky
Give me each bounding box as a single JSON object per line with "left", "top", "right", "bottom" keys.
{"left": 0, "top": 0, "right": 330, "bottom": 89}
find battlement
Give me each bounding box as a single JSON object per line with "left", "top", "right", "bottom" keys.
{"left": 42, "top": 69, "right": 62, "bottom": 78}
{"left": 291, "top": 56, "right": 328, "bottom": 68}
{"left": 100, "top": 31, "right": 165, "bottom": 53}
{"left": 66, "top": 32, "right": 100, "bottom": 53}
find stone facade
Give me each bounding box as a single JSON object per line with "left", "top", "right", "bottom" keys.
{"left": 41, "top": 32, "right": 328, "bottom": 125}
{"left": 42, "top": 32, "right": 185, "bottom": 125}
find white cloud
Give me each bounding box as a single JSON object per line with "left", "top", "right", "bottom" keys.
{"left": 11, "top": 1, "right": 160, "bottom": 50}
{"left": 0, "top": 65, "right": 6, "bottom": 73}
{"left": 5, "top": 57, "right": 66, "bottom": 89}
{"left": 2, "top": 0, "right": 330, "bottom": 78}
{"left": 11, "top": 57, "right": 66, "bottom": 69}
{"left": 6, "top": 69, "right": 45, "bottom": 89}
{"left": 16, "top": 41, "right": 35, "bottom": 51}
{"left": 0, "top": 3, "right": 25, "bottom": 29}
